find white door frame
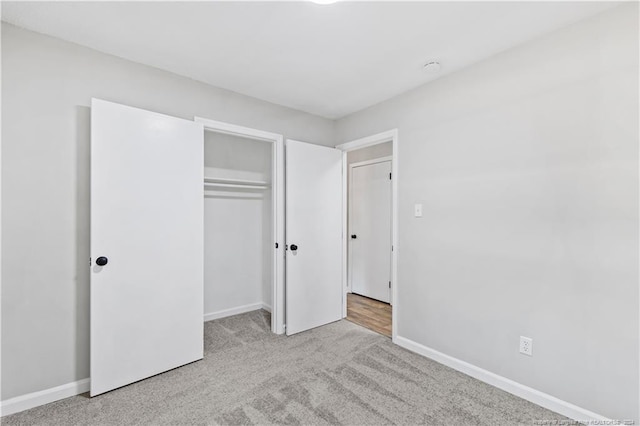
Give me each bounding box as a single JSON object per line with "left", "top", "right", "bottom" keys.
{"left": 336, "top": 129, "right": 399, "bottom": 341}
{"left": 348, "top": 156, "right": 393, "bottom": 302}
{"left": 194, "top": 117, "right": 285, "bottom": 335}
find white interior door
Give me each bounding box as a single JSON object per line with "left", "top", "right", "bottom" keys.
{"left": 90, "top": 98, "right": 204, "bottom": 396}
{"left": 285, "top": 140, "right": 342, "bottom": 335}
{"left": 350, "top": 160, "right": 392, "bottom": 303}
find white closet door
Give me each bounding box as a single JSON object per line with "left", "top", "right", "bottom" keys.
{"left": 350, "top": 160, "right": 392, "bottom": 303}
{"left": 285, "top": 140, "right": 342, "bottom": 335}
{"left": 90, "top": 99, "right": 203, "bottom": 396}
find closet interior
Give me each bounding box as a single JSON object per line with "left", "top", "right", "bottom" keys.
{"left": 203, "top": 129, "right": 273, "bottom": 326}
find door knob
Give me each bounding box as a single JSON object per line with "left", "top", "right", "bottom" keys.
{"left": 96, "top": 256, "right": 108, "bottom": 266}
{"left": 290, "top": 244, "right": 298, "bottom": 252}
{"left": 351, "top": 234, "right": 357, "bottom": 239}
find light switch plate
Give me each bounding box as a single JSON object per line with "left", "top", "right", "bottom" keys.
{"left": 414, "top": 203, "right": 423, "bottom": 217}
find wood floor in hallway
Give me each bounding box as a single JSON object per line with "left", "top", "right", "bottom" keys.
{"left": 346, "top": 292, "right": 392, "bottom": 337}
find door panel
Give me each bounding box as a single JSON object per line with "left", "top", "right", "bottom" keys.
{"left": 90, "top": 99, "right": 203, "bottom": 396}
{"left": 350, "top": 161, "right": 392, "bottom": 303}
{"left": 285, "top": 140, "right": 342, "bottom": 335}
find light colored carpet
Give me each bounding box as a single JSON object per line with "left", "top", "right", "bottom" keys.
{"left": 3, "top": 310, "right": 567, "bottom": 425}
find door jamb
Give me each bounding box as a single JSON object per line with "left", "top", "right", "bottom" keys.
{"left": 347, "top": 156, "right": 393, "bottom": 301}
{"left": 336, "top": 129, "right": 399, "bottom": 341}
{"left": 194, "top": 117, "right": 285, "bottom": 335}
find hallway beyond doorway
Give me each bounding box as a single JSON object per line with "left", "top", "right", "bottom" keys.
{"left": 346, "top": 293, "right": 392, "bottom": 337}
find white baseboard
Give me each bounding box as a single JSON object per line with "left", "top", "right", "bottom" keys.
{"left": 1, "top": 378, "right": 90, "bottom": 417}
{"left": 203, "top": 302, "right": 269, "bottom": 322}
{"left": 394, "top": 336, "right": 610, "bottom": 424}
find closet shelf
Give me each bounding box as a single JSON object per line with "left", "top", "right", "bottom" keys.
{"left": 203, "top": 176, "right": 270, "bottom": 190}
{"left": 204, "top": 182, "right": 269, "bottom": 190}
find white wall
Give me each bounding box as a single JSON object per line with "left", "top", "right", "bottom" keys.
{"left": 203, "top": 132, "right": 272, "bottom": 317}
{"left": 1, "top": 23, "right": 333, "bottom": 401}
{"left": 336, "top": 4, "right": 638, "bottom": 421}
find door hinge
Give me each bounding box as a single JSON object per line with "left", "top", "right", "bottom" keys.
{"left": 389, "top": 281, "right": 391, "bottom": 288}
{"left": 389, "top": 172, "right": 392, "bottom": 180}
{"left": 275, "top": 242, "right": 279, "bottom": 249}
{"left": 89, "top": 257, "right": 92, "bottom": 266}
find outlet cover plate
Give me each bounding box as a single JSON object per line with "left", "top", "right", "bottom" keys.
{"left": 519, "top": 336, "right": 533, "bottom": 356}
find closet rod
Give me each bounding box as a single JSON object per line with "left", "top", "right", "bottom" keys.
{"left": 203, "top": 182, "right": 269, "bottom": 190}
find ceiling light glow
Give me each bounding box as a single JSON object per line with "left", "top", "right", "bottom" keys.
{"left": 310, "top": 0, "right": 340, "bottom": 4}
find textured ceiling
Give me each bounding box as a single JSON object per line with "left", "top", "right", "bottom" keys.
{"left": 2, "top": 1, "right": 618, "bottom": 119}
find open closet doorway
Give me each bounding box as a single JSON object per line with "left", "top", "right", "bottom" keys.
{"left": 337, "top": 130, "right": 398, "bottom": 339}
{"left": 195, "top": 117, "right": 285, "bottom": 335}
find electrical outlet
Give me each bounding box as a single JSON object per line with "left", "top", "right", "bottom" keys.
{"left": 519, "top": 336, "right": 533, "bottom": 356}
